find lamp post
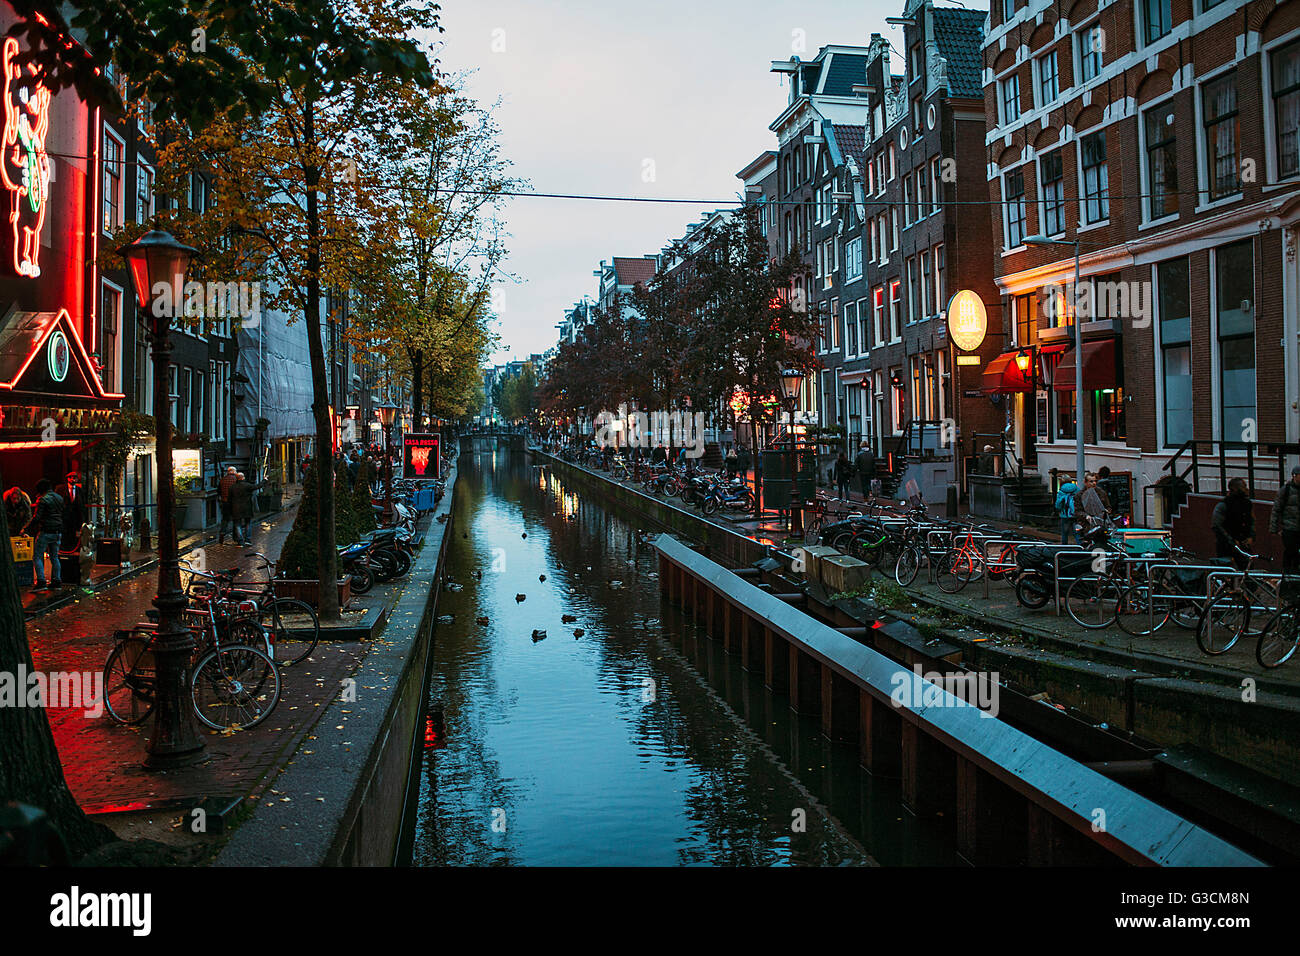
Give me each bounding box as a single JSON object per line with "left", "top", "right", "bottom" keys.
{"left": 119, "top": 228, "right": 203, "bottom": 770}
{"left": 779, "top": 368, "right": 804, "bottom": 534}
{"left": 1025, "top": 235, "right": 1085, "bottom": 482}
{"left": 376, "top": 402, "right": 398, "bottom": 522}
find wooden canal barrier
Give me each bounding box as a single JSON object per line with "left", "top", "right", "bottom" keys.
{"left": 653, "top": 533, "right": 1262, "bottom": 867}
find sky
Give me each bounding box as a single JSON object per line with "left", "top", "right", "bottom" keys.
{"left": 430, "top": 0, "right": 908, "bottom": 365}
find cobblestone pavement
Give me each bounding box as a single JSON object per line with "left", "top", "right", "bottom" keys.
{"left": 25, "top": 500, "right": 376, "bottom": 816}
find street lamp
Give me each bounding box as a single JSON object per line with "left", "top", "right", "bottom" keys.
{"left": 376, "top": 401, "right": 398, "bottom": 522}
{"left": 1024, "top": 234, "right": 1085, "bottom": 482}
{"left": 119, "top": 228, "right": 203, "bottom": 770}
{"left": 779, "top": 369, "right": 804, "bottom": 534}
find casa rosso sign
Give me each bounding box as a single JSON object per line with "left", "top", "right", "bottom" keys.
{"left": 946, "top": 290, "right": 988, "bottom": 353}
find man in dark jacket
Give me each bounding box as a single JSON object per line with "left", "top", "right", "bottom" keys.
{"left": 229, "top": 472, "right": 256, "bottom": 545}
{"left": 25, "top": 478, "right": 64, "bottom": 591}
{"left": 1212, "top": 477, "right": 1255, "bottom": 568}
{"left": 57, "top": 472, "right": 86, "bottom": 585}
{"left": 854, "top": 442, "right": 877, "bottom": 500}
{"left": 1271, "top": 465, "right": 1300, "bottom": 578}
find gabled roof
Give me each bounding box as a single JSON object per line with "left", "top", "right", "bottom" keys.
{"left": 821, "top": 53, "right": 868, "bottom": 97}
{"left": 0, "top": 308, "right": 121, "bottom": 404}
{"left": 828, "top": 123, "right": 865, "bottom": 166}
{"left": 611, "top": 256, "right": 657, "bottom": 287}
{"left": 932, "top": 7, "right": 986, "bottom": 99}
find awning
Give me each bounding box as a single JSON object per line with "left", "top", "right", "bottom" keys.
{"left": 838, "top": 369, "right": 870, "bottom": 386}
{"left": 1053, "top": 338, "right": 1118, "bottom": 392}
{"left": 982, "top": 351, "right": 1034, "bottom": 394}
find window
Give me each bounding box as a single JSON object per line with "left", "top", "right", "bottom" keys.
{"left": 1096, "top": 387, "right": 1125, "bottom": 441}
{"left": 873, "top": 286, "right": 886, "bottom": 346}
{"left": 868, "top": 157, "right": 876, "bottom": 195}
{"left": 102, "top": 130, "right": 124, "bottom": 233}
{"left": 1144, "top": 107, "right": 1179, "bottom": 219}
{"left": 903, "top": 175, "right": 913, "bottom": 225}
{"left": 1272, "top": 40, "right": 1300, "bottom": 180}
{"left": 1203, "top": 72, "right": 1240, "bottom": 200}
{"left": 193, "top": 370, "right": 206, "bottom": 436}
{"left": 1216, "top": 240, "right": 1255, "bottom": 441}
{"left": 1158, "top": 258, "right": 1192, "bottom": 447}
{"left": 1078, "top": 24, "right": 1103, "bottom": 83}
{"left": 918, "top": 166, "right": 930, "bottom": 216}
{"left": 875, "top": 154, "right": 886, "bottom": 193}
{"left": 888, "top": 143, "right": 896, "bottom": 180}
{"left": 1002, "top": 0, "right": 1016, "bottom": 21}
{"left": 920, "top": 248, "right": 932, "bottom": 316}
{"left": 1037, "top": 50, "right": 1059, "bottom": 105}
{"left": 1080, "top": 131, "right": 1109, "bottom": 224}
{"left": 190, "top": 174, "right": 205, "bottom": 212}
{"left": 845, "top": 300, "right": 859, "bottom": 355}
{"left": 1039, "top": 150, "right": 1065, "bottom": 236}
{"left": 890, "top": 210, "right": 898, "bottom": 251}
{"left": 907, "top": 257, "right": 920, "bottom": 324}
{"left": 933, "top": 244, "right": 945, "bottom": 312}
{"left": 1055, "top": 390, "right": 1077, "bottom": 441}
{"left": 100, "top": 283, "right": 121, "bottom": 392}
{"left": 889, "top": 279, "right": 902, "bottom": 342}
{"left": 1143, "top": 0, "right": 1172, "bottom": 45}
{"left": 869, "top": 218, "right": 878, "bottom": 262}
{"left": 878, "top": 214, "right": 890, "bottom": 262}
{"left": 1001, "top": 74, "right": 1021, "bottom": 124}
{"left": 846, "top": 237, "right": 862, "bottom": 280}
{"left": 930, "top": 157, "right": 942, "bottom": 213}
{"left": 830, "top": 297, "right": 840, "bottom": 350}
{"left": 857, "top": 297, "right": 870, "bottom": 353}
{"left": 1004, "top": 167, "right": 1027, "bottom": 248}
{"left": 136, "top": 163, "right": 154, "bottom": 224}
{"left": 1014, "top": 291, "right": 1039, "bottom": 347}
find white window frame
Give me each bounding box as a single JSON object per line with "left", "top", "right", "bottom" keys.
{"left": 1036, "top": 49, "right": 1059, "bottom": 107}
{"left": 102, "top": 126, "right": 126, "bottom": 235}
{"left": 1137, "top": 90, "right": 1181, "bottom": 228}
{"left": 1262, "top": 29, "right": 1300, "bottom": 185}
{"left": 99, "top": 279, "right": 123, "bottom": 393}
{"left": 1000, "top": 73, "right": 1021, "bottom": 124}
{"left": 1077, "top": 127, "right": 1110, "bottom": 228}
{"left": 1193, "top": 63, "right": 1243, "bottom": 213}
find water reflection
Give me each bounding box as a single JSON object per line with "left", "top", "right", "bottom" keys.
{"left": 412, "top": 447, "right": 959, "bottom": 866}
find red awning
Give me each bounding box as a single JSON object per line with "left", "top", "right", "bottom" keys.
{"left": 982, "top": 351, "right": 1034, "bottom": 394}
{"left": 1054, "top": 339, "right": 1118, "bottom": 392}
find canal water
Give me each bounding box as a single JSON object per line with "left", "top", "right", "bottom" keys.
{"left": 411, "top": 447, "right": 962, "bottom": 866}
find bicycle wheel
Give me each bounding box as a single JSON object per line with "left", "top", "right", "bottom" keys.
{"left": 102, "top": 636, "right": 156, "bottom": 725}
{"left": 701, "top": 496, "right": 719, "bottom": 517}
{"left": 261, "top": 598, "right": 320, "bottom": 667}
{"left": 829, "top": 530, "right": 855, "bottom": 552}
{"left": 348, "top": 562, "right": 375, "bottom": 594}
{"left": 1197, "top": 589, "right": 1250, "bottom": 655}
{"left": 1065, "top": 575, "right": 1122, "bottom": 629}
{"left": 1016, "top": 571, "right": 1052, "bottom": 610}
{"left": 935, "top": 548, "right": 973, "bottom": 594}
{"left": 1256, "top": 608, "right": 1300, "bottom": 669}
{"left": 1115, "top": 582, "right": 1171, "bottom": 637}
{"left": 848, "top": 533, "right": 886, "bottom": 568}
{"left": 987, "top": 544, "right": 1017, "bottom": 580}
{"left": 895, "top": 545, "right": 921, "bottom": 587}
{"left": 191, "top": 645, "right": 281, "bottom": 730}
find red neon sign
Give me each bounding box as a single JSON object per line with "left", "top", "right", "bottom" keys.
{"left": 0, "top": 37, "right": 52, "bottom": 279}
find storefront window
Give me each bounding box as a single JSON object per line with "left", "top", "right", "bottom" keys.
{"left": 1158, "top": 257, "right": 1192, "bottom": 447}
{"left": 1096, "top": 388, "right": 1125, "bottom": 441}
{"left": 1055, "top": 389, "right": 1076, "bottom": 441}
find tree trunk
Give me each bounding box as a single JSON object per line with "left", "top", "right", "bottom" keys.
{"left": 411, "top": 347, "right": 423, "bottom": 430}
{"left": 751, "top": 415, "right": 762, "bottom": 519}
{"left": 0, "top": 464, "right": 113, "bottom": 859}
{"left": 303, "top": 97, "right": 340, "bottom": 623}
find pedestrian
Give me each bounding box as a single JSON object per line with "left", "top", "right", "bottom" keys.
{"left": 854, "top": 441, "right": 877, "bottom": 500}
{"left": 834, "top": 452, "right": 853, "bottom": 500}
{"left": 724, "top": 446, "right": 738, "bottom": 479}
{"left": 25, "top": 478, "right": 64, "bottom": 591}
{"left": 217, "top": 465, "right": 239, "bottom": 544}
{"left": 57, "top": 471, "right": 86, "bottom": 584}
{"left": 736, "top": 444, "right": 751, "bottom": 479}
{"left": 1212, "top": 477, "right": 1255, "bottom": 568}
{"left": 1055, "top": 474, "right": 1079, "bottom": 545}
{"left": 1095, "top": 465, "right": 1114, "bottom": 515}
{"left": 229, "top": 471, "right": 255, "bottom": 545}
{"left": 1270, "top": 465, "right": 1300, "bottom": 585}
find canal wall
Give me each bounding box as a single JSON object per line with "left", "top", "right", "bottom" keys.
{"left": 533, "top": 449, "right": 1300, "bottom": 792}
{"left": 214, "top": 464, "right": 459, "bottom": 867}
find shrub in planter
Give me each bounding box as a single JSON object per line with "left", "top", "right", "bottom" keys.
{"left": 351, "top": 459, "right": 377, "bottom": 536}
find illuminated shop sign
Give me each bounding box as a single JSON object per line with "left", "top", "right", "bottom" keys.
{"left": 46, "top": 329, "right": 68, "bottom": 381}
{"left": 0, "top": 36, "right": 52, "bottom": 278}
{"left": 403, "top": 434, "right": 439, "bottom": 479}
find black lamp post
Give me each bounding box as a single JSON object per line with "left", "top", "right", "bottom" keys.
{"left": 119, "top": 228, "right": 204, "bottom": 770}
{"left": 376, "top": 402, "right": 398, "bottom": 522}
{"left": 779, "top": 368, "right": 804, "bottom": 535}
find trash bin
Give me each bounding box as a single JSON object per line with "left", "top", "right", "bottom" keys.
{"left": 59, "top": 548, "right": 81, "bottom": 585}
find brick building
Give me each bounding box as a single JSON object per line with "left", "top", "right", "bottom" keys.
{"left": 983, "top": 0, "right": 1300, "bottom": 529}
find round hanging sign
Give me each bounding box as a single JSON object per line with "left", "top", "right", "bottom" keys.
{"left": 946, "top": 290, "right": 988, "bottom": 352}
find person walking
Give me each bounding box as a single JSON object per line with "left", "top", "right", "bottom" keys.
{"left": 853, "top": 442, "right": 877, "bottom": 500}
{"left": 833, "top": 452, "right": 853, "bottom": 500}
{"left": 229, "top": 472, "right": 255, "bottom": 546}
{"left": 1212, "top": 477, "right": 1255, "bottom": 568}
{"left": 217, "top": 465, "right": 239, "bottom": 544}
{"left": 1270, "top": 465, "right": 1300, "bottom": 583}
{"left": 736, "top": 445, "right": 751, "bottom": 481}
{"left": 1055, "top": 474, "right": 1079, "bottom": 545}
{"left": 724, "top": 446, "right": 738, "bottom": 479}
{"left": 56, "top": 472, "right": 86, "bottom": 585}
{"left": 25, "top": 478, "right": 64, "bottom": 591}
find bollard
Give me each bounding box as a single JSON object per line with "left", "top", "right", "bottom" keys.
{"left": 946, "top": 484, "right": 958, "bottom": 518}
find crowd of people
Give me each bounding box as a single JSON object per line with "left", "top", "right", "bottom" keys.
{"left": 3, "top": 471, "right": 87, "bottom": 592}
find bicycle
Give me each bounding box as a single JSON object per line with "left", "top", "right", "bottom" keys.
{"left": 187, "top": 553, "right": 320, "bottom": 667}
{"left": 1255, "top": 576, "right": 1300, "bottom": 667}
{"left": 103, "top": 584, "right": 281, "bottom": 730}
{"left": 1197, "top": 547, "right": 1279, "bottom": 655}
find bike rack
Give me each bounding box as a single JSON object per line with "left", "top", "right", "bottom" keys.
{"left": 1204, "top": 570, "right": 1286, "bottom": 617}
